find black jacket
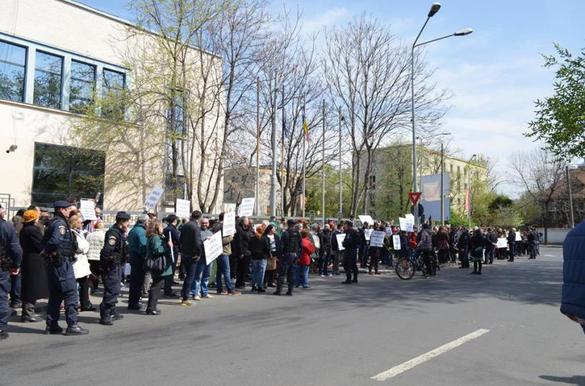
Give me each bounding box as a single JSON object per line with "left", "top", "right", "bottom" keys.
{"left": 179, "top": 220, "right": 202, "bottom": 257}
{"left": 250, "top": 235, "right": 271, "bottom": 260}
{"left": 101, "top": 224, "right": 128, "bottom": 266}
{"left": 236, "top": 222, "right": 254, "bottom": 257}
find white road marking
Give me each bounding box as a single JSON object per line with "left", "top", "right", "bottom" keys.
{"left": 371, "top": 328, "right": 491, "bottom": 382}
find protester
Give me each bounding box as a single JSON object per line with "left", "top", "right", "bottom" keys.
{"left": 330, "top": 223, "right": 343, "bottom": 276}
{"left": 70, "top": 214, "right": 94, "bottom": 311}
{"left": 561, "top": 220, "right": 585, "bottom": 335}
{"left": 235, "top": 217, "right": 254, "bottom": 289}
{"left": 127, "top": 214, "right": 148, "bottom": 311}
{"left": 342, "top": 221, "right": 360, "bottom": 284}
{"left": 145, "top": 220, "right": 171, "bottom": 315}
{"left": 469, "top": 228, "right": 485, "bottom": 275}
{"left": 192, "top": 217, "right": 213, "bottom": 300}
{"left": 249, "top": 224, "right": 270, "bottom": 293}
{"left": 264, "top": 224, "right": 281, "bottom": 288}
{"left": 417, "top": 223, "right": 435, "bottom": 277}
{"left": 213, "top": 213, "right": 239, "bottom": 296}
{"left": 163, "top": 214, "right": 180, "bottom": 297}
{"left": 275, "top": 219, "right": 301, "bottom": 296}
{"left": 179, "top": 211, "right": 202, "bottom": 306}
{"left": 319, "top": 224, "right": 332, "bottom": 277}
{"left": 297, "top": 229, "right": 316, "bottom": 289}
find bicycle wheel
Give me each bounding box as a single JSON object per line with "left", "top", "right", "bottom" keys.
{"left": 394, "top": 258, "right": 415, "bottom": 280}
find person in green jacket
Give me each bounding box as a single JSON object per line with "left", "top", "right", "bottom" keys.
{"left": 145, "top": 220, "right": 172, "bottom": 315}
{"left": 127, "top": 215, "right": 148, "bottom": 311}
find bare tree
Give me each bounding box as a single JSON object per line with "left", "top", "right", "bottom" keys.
{"left": 511, "top": 148, "right": 566, "bottom": 244}
{"left": 324, "top": 16, "right": 448, "bottom": 217}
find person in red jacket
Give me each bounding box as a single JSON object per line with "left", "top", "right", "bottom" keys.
{"left": 296, "top": 229, "right": 316, "bottom": 289}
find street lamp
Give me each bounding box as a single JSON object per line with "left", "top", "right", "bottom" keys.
{"left": 411, "top": 2, "right": 473, "bottom": 227}
{"left": 566, "top": 165, "right": 575, "bottom": 228}
{"left": 436, "top": 132, "right": 451, "bottom": 225}
{"left": 467, "top": 154, "right": 477, "bottom": 228}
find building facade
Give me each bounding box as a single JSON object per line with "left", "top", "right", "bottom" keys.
{"left": 0, "top": 0, "right": 223, "bottom": 212}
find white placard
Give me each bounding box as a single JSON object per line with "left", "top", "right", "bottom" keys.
{"left": 204, "top": 231, "right": 223, "bottom": 265}
{"left": 364, "top": 228, "right": 373, "bottom": 241}
{"left": 73, "top": 258, "right": 92, "bottom": 279}
{"left": 312, "top": 234, "right": 321, "bottom": 249}
{"left": 370, "top": 231, "right": 386, "bottom": 248}
{"left": 238, "top": 197, "right": 255, "bottom": 217}
{"left": 399, "top": 217, "right": 407, "bottom": 231}
{"left": 80, "top": 199, "right": 97, "bottom": 221}
{"left": 336, "top": 233, "right": 346, "bottom": 251}
{"left": 404, "top": 215, "right": 414, "bottom": 232}
{"left": 496, "top": 238, "right": 508, "bottom": 249}
{"left": 223, "top": 212, "right": 236, "bottom": 236}
{"left": 144, "top": 187, "right": 164, "bottom": 210}
{"left": 175, "top": 199, "right": 191, "bottom": 219}
{"left": 358, "top": 215, "right": 374, "bottom": 225}
{"left": 515, "top": 232, "right": 521, "bottom": 242}
{"left": 392, "top": 234, "right": 401, "bottom": 250}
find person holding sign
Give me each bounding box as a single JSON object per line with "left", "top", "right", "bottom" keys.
{"left": 179, "top": 211, "right": 202, "bottom": 306}
{"left": 191, "top": 218, "right": 214, "bottom": 300}
{"left": 368, "top": 226, "right": 386, "bottom": 275}
{"left": 330, "top": 223, "right": 344, "bottom": 275}
{"left": 213, "top": 213, "right": 239, "bottom": 296}
{"left": 249, "top": 224, "right": 270, "bottom": 293}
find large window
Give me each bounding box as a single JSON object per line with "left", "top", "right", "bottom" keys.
{"left": 0, "top": 40, "right": 26, "bottom": 102}
{"left": 34, "top": 51, "right": 63, "bottom": 109}
{"left": 69, "top": 60, "right": 95, "bottom": 113}
{"left": 102, "top": 68, "right": 125, "bottom": 119}
{"left": 32, "top": 143, "right": 105, "bottom": 207}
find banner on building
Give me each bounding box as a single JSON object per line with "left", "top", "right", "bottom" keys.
{"left": 421, "top": 174, "right": 451, "bottom": 222}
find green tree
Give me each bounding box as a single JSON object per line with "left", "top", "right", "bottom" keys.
{"left": 526, "top": 44, "right": 585, "bottom": 159}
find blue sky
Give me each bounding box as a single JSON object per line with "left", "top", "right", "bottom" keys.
{"left": 80, "top": 0, "right": 585, "bottom": 196}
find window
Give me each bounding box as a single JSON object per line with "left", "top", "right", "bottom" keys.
{"left": 34, "top": 51, "right": 63, "bottom": 109}
{"left": 0, "top": 40, "right": 26, "bottom": 102}
{"left": 32, "top": 143, "right": 105, "bottom": 208}
{"left": 69, "top": 60, "right": 95, "bottom": 113}
{"left": 102, "top": 68, "right": 125, "bottom": 119}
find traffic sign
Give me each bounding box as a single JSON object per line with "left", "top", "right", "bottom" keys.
{"left": 408, "top": 192, "right": 422, "bottom": 206}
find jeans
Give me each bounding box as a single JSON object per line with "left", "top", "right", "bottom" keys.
{"left": 331, "top": 251, "right": 340, "bottom": 275}
{"left": 296, "top": 265, "right": 310, "bottom": 288}
{"left": 318, "top": 253, "right": 330, "bottom": 276}
{"left": 276, "top": 254, "right": 297, "bottom": 294}
{"left": 128, "top": 261, "right": 145, "bottom": 308}
{"left": 216, "top": 255, "right": 235, "bottom": 293}
{"left": 181, "top": 256, "right": 198, "bottom": 301}
{"left": 250, "top": 259, "right": 267, "bottom": 289}
{"left": 0, "top": 271, "right": 9, "bottom": 329}
{"left": 191, "top": 258, "right": 210, "bottom": 297}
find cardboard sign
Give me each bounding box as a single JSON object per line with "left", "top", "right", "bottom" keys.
{"left": 204, "top": 231, "right": 223, "bottom": 265}
{"left": 399, "top": 217, "right": 407, "bottom": 231}
{"left": 238, "top": 197, "right": 255, "bottom": 217}
{"left": 358, "top": 215, "right": 374, "bottom": 225}
{"left": 223, "top": 212, "right": 236, "bottom": 236}
{"left": 312, "top": 234, "right": 321, "bottom": 249}
{"left": 79, "top": 199, "right": 97, "bottom": 221}
{"left": 175, "top": 199, "right": 191, "bottom": 219}
{"left": 364, "top": 228, "right": 373, "bottom": 241}
{"left": 370, "top": 231, "right": 386, "bottom": 248}
{"left": 73, "top": 258, "right": 92, "bottom": 279}
{"left": 392, "top": 234, "right": 401, "bottom": 250}
{"left": 336, "top": 233, "right": 346, "bottom": 251}
{"left": 496, "top": 238, "right": 508, "bottom": 249}
{"left": 144, "top": 187, "right": 164, "bottom": 210}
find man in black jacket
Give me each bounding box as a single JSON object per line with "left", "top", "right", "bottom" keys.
{"left": 235, "top": 217, "right": 254, "bottom": 289}
{"left": 275, "top": 220, "right": 302, "bottom": 296}
{"left": 0, "top": 204, "right": 22, "bottom": 340}
{"left": 163, "top": 215, "right": 181, "bottom": 297}
{"left": 179, "top": 211, "right": 202, "bottom": 305}
{"left": 342, "top": 221, "right": 360, "bottom": 284}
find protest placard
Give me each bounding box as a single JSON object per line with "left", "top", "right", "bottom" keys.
{"left": 399, "top": 217, "right": 407, "bottom": 231}
{"left": 223, "top": 212, "right": 236, "bottom": 236}
{"left": 358, "top": 215, "right": 374, "bottom": 225}
{"left": 515, "top": 232, "right": 521, "bottom": 242}
{"left": 175, "top": 199, "right": 191, "bottom": 219}
{"left": 370, "top": 231, "right": 385, "bottom": 248}
{"left": 204, "top": 231, "right": 223, "bottom": 265}
{"left": 496, "top": 238, "right": 508, "bottom": 249}
{"left": 79, "top": 199, "right": 97, "bottom": 221}
{"left": 312, "top": 234, "right": 321, "bottom": 249}
{"left": 144, "top": 187, "right": 164, "bottom": 210}
{"left": 364, "top": 228, "right": 373, "bottom": 241}
{"left": 392, "top": 234, "right": 401, "bottom": 250}
{"left": 404, "top": 215, "right": 414, "bottom": 232}
{"left": 238, "top": 197, "right": 255, "bottom": 217}
{"left": 336, "top": 233, "right": 346, "bottom": 251}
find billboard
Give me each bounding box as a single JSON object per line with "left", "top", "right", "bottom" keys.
{"left": 421, "top": 174, "right": 450, "bottom": 222}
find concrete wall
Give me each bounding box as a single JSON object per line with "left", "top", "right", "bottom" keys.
{"left": 538, "top": 228, "right": 570, "bottom": 245}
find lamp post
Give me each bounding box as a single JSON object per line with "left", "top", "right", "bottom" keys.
{"left": 338, "top": 109, "right": 345, "bottom": 220}
{"left": 566, "top": 165, "right": 575, "bottom": 228}
{"left": 411, "top": 2, "right": 472, "bottom": 227}
{"left": 436, "top": 132, "right": 451, "bottom": 225}
{"left": 467, "top": 154, "right": 477, "bottom": 228}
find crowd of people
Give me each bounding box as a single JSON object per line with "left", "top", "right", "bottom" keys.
{"left": 0, "top": 200, "right": 542, "bottom": 340}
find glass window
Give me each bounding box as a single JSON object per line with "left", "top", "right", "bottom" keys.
{"left": 0, "top": 40, "right": 27, "bottom": 102}
{"left": 102, "top": 68, "right": 125, "bottom": 119}
{"left": 32, "top": 143, "right": 105, "bottom": 208}
{"left": 70, "top": 60, "right": 95, "bottom": 113}
{"left": 34, "top": 51, "right": 63, "bottom": 109}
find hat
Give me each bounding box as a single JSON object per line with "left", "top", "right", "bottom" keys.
{"left": 53, "top": 200, "right": 70, "bottom": 209}
{"left": 22, "top": 209, "right": 39, "bottom": 223}
{"left": 116, "top": 211, "right": 131, "bottom": 221}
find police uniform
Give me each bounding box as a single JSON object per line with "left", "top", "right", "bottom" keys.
{"left": 99, "top": 212, "right": 129, "bottom": 325}
{"left": 0, "top": 205, "right": 23, "bottom": 339}
{"left": 342, "top": 223, "right": 360, "bottom": 284}
{"left": 41, "top": 201, "right": 88, "bottom": 336}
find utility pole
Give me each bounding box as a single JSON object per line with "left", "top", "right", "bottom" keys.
{"left": 440, "top": 141, "right": 445, "bottom": 225}
{"left": 567, "top": 165, "right": 575, "bottom": 228}
{"left": 322, "top": 99, "right": 326, "bottom": 225}
{"left": 270, "top": 73, "right": 277, "bottom": 217}
{"left": 255, "top": 77, "right": 260, "bottom": 216}
{"left": 301, "top": 97, "right": 306, "bottom": 219}
{"left": 338, "top": 108, "right": 344, "bottom": 219}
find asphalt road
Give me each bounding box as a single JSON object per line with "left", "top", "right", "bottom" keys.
{"left": 1, "top": 246, "right": 583, "bottom": 386}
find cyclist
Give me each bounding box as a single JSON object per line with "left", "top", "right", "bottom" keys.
{"left": 416, "top": 223, "right": 435, "bottom": 277}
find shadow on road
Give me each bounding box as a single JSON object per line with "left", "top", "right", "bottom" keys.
{"left": 539, "top": 375, "right": 585, "bottom": 385}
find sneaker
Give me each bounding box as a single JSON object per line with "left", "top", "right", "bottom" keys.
{"left": 99, "top": 319, "right": 113, "bottom": 326}
{"left": 228, "top": 290, "right": 241, "bottom": 296}
{"left": 180, "top": 300, "right": 192, "bottom": 307}
{"left": 146, "top": 309, "right": 161, "bottom": 315}
{"left": 0, "top": 330, "right": 9, "bottom": 340}
{"left": 112, "top": 313, "right": 124, "bottom": 321}
{"left": 193, "top": 295, "right": 201, "bottom": 301}
{"left": 65, "top": 324, "right": 89, "bottom": 336}
{"left": 44, "top": 325, "right": 64, "bottom": 335}
{"left": 201, "top": 294, "right": 214, "bottom": 299}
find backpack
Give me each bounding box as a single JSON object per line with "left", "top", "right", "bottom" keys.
{"left": 285, "top": 229, "right": 301, "bottom": 254}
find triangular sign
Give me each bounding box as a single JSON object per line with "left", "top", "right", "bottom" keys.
{"left": 408, "top": 192, "right": 422, "bottom": 206}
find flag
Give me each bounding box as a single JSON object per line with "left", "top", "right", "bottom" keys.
{"left": 303, "top": 120, "right": 309, "bottom": 142}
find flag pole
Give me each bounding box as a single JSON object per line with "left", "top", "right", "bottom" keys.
{"left": 302, "top": 96, "right": 306, "bottom": 219}
{"left": 321, "top": 99, "right": 326, "bottom": 226}
{"left": 281, "top": 83, "right": 286, "bottom": 217}
{"left": 270, "top": 72, "right": 277, "bottom": 218}
{"left": 255, "top": 77, "right": 260, "bottom": 217}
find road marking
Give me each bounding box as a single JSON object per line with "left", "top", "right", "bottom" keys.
{"left": 371, "top": 328, "right": 490, "bottom": 382}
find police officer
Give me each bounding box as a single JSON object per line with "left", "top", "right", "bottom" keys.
{"left": 42, "top": 201, "right": 89, "bottom": 336}
{"left": 342, "top": 220, "right": 360, "bottom": 284}
{"left": 0, "top": 204, "right": 22, "bottom": 339}
{"left": 274, "top": 220, "right": 301, "bottom": 296}
{"left": 99, "top": 211, "right": 130, "bottom": 326}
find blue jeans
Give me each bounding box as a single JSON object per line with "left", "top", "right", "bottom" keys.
{"left": 296, "top": 265, "right": 310, "bottom": 288}
{"left": 181, "top": 256, "right": 197, "bottom": 301}
{"left": 216, "top": 254, "right": 234, "bottom": 293}
{"left": 0, "top": 271, "right": 9, "bottom": 330}
{"left": 191, "top": 258, "right": 210, "bottom": 297}
{"left": 250, "top": 259, "right": 267, "bottom": 289}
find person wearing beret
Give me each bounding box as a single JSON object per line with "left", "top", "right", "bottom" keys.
{"left": 19, "top": 209, "right": 48, "bottom": 323}
{"left": 99, "top": 211, "right": 130, "bottom": 326}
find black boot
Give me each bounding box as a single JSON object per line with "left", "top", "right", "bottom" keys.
{"left": 65, "top": 324, "right": 89, "bottom": 336}
{"left": 44, "top": 325, "right": 64, "bottom": 335}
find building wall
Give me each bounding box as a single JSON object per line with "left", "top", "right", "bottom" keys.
{"left": 0, "top": 0, "right": 223, "bottom": 212}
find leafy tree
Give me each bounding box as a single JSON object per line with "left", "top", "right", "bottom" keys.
{"left": 526, "top": 44, "right": 585, "bottom": 159}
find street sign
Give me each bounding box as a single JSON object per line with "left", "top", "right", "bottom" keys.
{"left": 408, "top": 192, "right": 422, "bottom": 206}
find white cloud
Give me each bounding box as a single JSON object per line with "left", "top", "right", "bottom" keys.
{"left": 302, "top": 7, "right": 350, "bottom": 35}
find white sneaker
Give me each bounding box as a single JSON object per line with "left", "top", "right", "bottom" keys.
{"left": 193, "top": 295, "right": 201, "bottom": 301}
{"left": 320, "top": 275, "right": 325, "bottom": 278}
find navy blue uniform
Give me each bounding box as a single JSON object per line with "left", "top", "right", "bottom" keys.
{"left": 41, "top": 215, "right": 79, "bottom": 328}
{"left": 0, "top": 218, "right": 22, "bottom": 332}
{"left": 99, "top": 224, "right": 127, "bottom": 323}
{"left": 342, "top": 228, "right": 360, "bottom": 283}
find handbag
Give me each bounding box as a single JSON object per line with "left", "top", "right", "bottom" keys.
{"left": 146, "top": 254, "right": 166, "bottom": 272}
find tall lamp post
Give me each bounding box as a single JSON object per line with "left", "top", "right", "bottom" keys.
{"left": 467, "top": 154, "right": 477, "bottom": 228}
{"left": 566, "top": 165, "right": 575, "bottom": 228}
{"left": 436, "top": 132, "right": 451, "bottom": 225}
{"left": 411, "top": 2, "right": 472, "bottom": 227}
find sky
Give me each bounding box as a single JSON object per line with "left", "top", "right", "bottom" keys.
{"left": 79, "top": 0, "right": 585, "bottom": 197}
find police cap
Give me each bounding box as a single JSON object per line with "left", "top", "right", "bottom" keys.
{"left": 116, "top": 211, "right": 131, "bottom": 221}
{"left": 53, "top": 200, "right": 70, "bottom": 209}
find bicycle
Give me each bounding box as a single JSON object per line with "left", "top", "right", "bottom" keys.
{"left": 394, "top": 250, "right": 438, "bottom": 280}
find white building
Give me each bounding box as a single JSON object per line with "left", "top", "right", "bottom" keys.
{"left": 0, "top": 0, "right": 224, "bottom": 212}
